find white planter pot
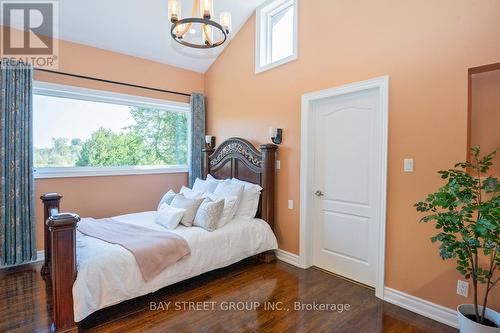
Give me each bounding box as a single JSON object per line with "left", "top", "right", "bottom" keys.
{"left": 458, "top": 304, "right": 500, "bottom": 333}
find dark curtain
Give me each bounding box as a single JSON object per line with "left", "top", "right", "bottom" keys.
{"left": 0, "top": 61, "right": 35, "bottom": 266}
{"left": 189, "top": 93, "right": 206, "bottom": 187}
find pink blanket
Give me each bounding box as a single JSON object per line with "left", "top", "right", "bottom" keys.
{"left": 77, "top": 218, "right": 190, "bottom": 282}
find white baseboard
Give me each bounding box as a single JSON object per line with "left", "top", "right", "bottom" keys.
{"left": 384, "top": 287, "right": 458, "bottom": 328}
{"left": 36, "top": 250, "right": 45, "bottom": 262}
{"left": 274, "top": 251, "right": 458, "bottom": 328}
{"left": 0, "top": 250, "right": 44, "bottom": 269}
{"left": 275, "top": 249, "right": 301, "bottom": 267}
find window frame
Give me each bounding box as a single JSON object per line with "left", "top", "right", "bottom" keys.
{"left": 255, "top": 0, "right": 298, "bottom": 74}
{"left": 33, "top": 81, "right": 191, "bottom": 179}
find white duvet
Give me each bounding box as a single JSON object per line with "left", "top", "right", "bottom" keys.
{"left": 73, "top": 212, "right": 278, "bottom": 322}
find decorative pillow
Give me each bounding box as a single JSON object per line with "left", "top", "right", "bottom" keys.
{"left": 213, "top": 181, "right": 245, "bottom": 220}
{"left": 235, "top": 191, "right": 261, "bottom": 219}
{"left": 207, "top": 174, "right": 218, "bottom": 181}
{"left": 193, "top": 198, "right": 224, "bottom": 232}
{"left": 231, "top": 178, "right": 263, "bottom": 218}
{"left": 231, "top": 178, "right": 263, "bottom": 192}
{"left": 207, "top": 173, "right": 226, "bottom": 183}
{"left": 180, "top": 186, "right": 203, "bottom": 199}
{"left": 155, "top": 203, "right": 186, "bottom": 230}
{"left": 203, "top": 192, "right": 239, "bottom": 228}
{"left": 157, "top": 190, "right": 176, "bottom": 210}
{"left": 170, "top": 194, "right": 205, "bottom": 227}
{"left": 192, "top": 178, "right": 219, "bottom": 193}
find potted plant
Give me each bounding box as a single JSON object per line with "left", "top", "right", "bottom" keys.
{"left": 415, "top": 147, "right": 499, "bottom": 332}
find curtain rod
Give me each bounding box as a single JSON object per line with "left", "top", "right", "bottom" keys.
{"left": 34, "top": 67, "right": 192, "bottom": 97}
{"left": 0, "top": 60, "right": 191, "bottom": 97}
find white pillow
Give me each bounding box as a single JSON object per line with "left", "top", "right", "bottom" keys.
{"left": 203, "top": 193, "right": 239, "bottom": 228}
{"left": 180, "top": 186, "right": 203, "bottom": 199}
{"left": 192, "top": 178, "right": 219, "bottom": 193}
{"left": 170, "top": 194, "right": 205, "bottom": 227}
{"left": 157, "top": 190, "right": 176, "bottom": 210}
{"left": 231, "top": 178, "right": 263, "bottom": 192}
{"left": 213, "top": 181, "right": 244, "bottom": 220}
{"left": 155, "top": 203, "right": 186, "bottom": 230}
{"left": 231, "top": 178, "right": 262, "bottom": 218}
{"left": 193, "top": 199, "right": 224, "bottom": 232}
{"left": 235, "top": 191, "right": 261, "bottom": 219}
{"left": 207, "top": 174, "right": 226, "bottom": 184}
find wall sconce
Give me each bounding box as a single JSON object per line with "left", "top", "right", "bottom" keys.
{"left": 205, "top": 135, "right": 216, "bottom": 148}
{"left": 269, "top": 127, "right": 283, "bottom": 145}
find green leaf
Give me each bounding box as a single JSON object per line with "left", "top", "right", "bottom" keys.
{"left": 415, "top": 146, "right": 500, "bottom": 308}
{"left": 483, "top": 177, "right": 500, "bottom": 193}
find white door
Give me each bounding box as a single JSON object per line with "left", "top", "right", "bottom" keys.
{"left": 311, "top": 87, "right": 382, "bottom": 287}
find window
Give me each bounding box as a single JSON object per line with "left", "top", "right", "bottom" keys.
{"left": 256, "top": 0, "right": 298, "bottom": 73}
{"left": 33, "top": 82, "right": 190, "bottom": 178}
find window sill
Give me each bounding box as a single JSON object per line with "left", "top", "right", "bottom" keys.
{"left": 34, "top": 166, "right": 189, "bottom": 179}
{"left": 255, "top": 53, "right": 298, "bottom": 74}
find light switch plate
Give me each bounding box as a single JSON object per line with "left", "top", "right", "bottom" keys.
{"left": 288, "top": 200, "right": 293, "bottom": 210}
{"left": 276, "top": 160, "right": 281, "bottom": 170}
{"left": 404, "top": 158, "right": 414, "bottom": 172}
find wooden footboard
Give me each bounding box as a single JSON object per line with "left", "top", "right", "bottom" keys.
{"left": 41, "top": 194, "right": 79, "bottom": 333}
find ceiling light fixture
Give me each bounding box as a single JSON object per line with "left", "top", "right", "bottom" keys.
{"left": 168, "top": 0, "right": 232, "bottom": 49}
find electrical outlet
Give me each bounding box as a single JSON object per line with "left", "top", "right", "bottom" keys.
{"left": 457, "top": 280, "right": 469, "bottom": 297}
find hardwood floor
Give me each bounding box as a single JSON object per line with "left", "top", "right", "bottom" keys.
{"left": 0, "top": 259, "right": 457, "bottom": 333}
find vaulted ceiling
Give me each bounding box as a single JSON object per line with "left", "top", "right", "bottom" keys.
{"left": 3, "top": 0, "right": 265, "bottom": 73}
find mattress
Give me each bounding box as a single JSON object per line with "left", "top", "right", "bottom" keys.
{"left": 73, "top": 212, "right": 278, "bottom": 322}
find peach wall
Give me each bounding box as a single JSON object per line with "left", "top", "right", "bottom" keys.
{"left": 1, "top": 26, "right": 204, "bottom": 102}
{"left": 33, "top": 36, "right": 204, "bottom": 103}
{"left": 470, "top": 69, "right": 500, "bottom": 176}
{"left": 205, "top": 0, "right": 500, "bottom": 310}
{"left": 35, "top": 173, "right": 187, "bottom": 251}
{"left": 0, "top": 28, "right": 202, "bottom": 251}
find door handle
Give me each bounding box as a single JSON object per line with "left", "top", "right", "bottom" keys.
{"left": 314, "top": 190, "right": 324, "bottom": 197}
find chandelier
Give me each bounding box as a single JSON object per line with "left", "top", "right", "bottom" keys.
{"left": 168, "top": 0, "right": 232, "bottom": 49}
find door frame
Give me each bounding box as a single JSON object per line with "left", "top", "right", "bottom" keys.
{"left": 299, "top": 75, "right": 389, "bottom": 299}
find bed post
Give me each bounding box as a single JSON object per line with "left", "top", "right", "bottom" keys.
{"left": 260, "top": 143, "right": 278, "bottom": 228}
{"left": 260, "top": 143, "right": 278, "bottom": 263}
{"left": 40, "top": 193, "right": 63, "bottom": 276}
{"left": 47, "top": 212, "right": 80, "bottom": 333}
{"left": 202, "top": 145, "right": 215, "bottom": 179}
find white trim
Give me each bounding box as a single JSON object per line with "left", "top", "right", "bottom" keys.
{"left": 384, "top": 287, "right": 458, "bottom": 328}
{"left": 34, "top": 166, "right": 188, "bottom": 179}
{"left": 255, "top": 0, "right": 299, "bottom": 74}
{"left": 37, "top": 250, "right": 45, "bottom": 263}
{"left": 32, "top": 81, "right": 191, "bottom": 178}
{"left": 299, "top": 75, "right": 389, "bottom": 298}
{"left": 33, "top": 81, "right": 191, "bottom": 113}
{"left": 0, "top": 250, "right": 45, "bottom": 269}
{"left": 275, "top": 249, "right": 301, "bottom": 267}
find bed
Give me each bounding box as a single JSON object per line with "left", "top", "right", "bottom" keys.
{"left": 40, "top": 138, "right": 278, "bottom": 332}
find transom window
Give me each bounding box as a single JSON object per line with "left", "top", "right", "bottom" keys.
{"left": 33, "top": 82, "right": 190, "bottom": 178}
{"left": 256, "top": 0, "right": 298, "bottom": 73}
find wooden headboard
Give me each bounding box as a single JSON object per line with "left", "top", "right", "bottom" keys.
{"left": 202, "top": 137, "right": 278, "bottom": 229}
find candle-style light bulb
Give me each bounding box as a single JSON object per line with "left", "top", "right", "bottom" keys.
{"left": 175, "top": 23, "right": 186, "bottom": 38}
{"left": 202, "top": 25, "right": 213, "bottom": 45}
{"left": 200, "top": 0, "right": 213, "bottom": 19}
{"left": 220, "top": 12, "right": 231, "bottom": 33}
{"left": 168, "top": 0, "right": 181, "bottom": 22}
